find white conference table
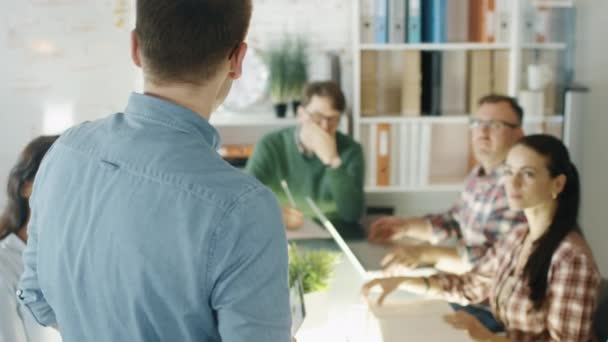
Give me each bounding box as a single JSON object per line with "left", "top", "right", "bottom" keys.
{"left": 292, "top": 239, "right": 472, "bottom": 342}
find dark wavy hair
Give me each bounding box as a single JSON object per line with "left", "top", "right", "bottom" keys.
{"left": 0, "top": 135, "right": 59, "bottom": 240}
{"left": 516, "top": 134, "right": 581, "bottom": 309}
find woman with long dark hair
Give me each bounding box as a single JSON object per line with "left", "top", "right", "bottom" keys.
{"left": 362, "top": 134, "right": 601, "bottom": 341}
{"left": 0, "top": 135, "right": 60, "bottom": 342}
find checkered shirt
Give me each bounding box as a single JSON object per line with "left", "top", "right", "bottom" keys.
{"left": 431, "top": 226, "right": 602, "bottom": 341}
{"left": 425, "top": 165, "right": 527, "bottom": 263}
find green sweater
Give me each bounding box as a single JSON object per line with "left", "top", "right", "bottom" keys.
{"left": 246, "top": 127, "right": 365, "bottom": 223}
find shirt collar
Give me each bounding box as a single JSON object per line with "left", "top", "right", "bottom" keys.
{"left": 0, "top": 233, "right": 26, "bottom": 255}
{"left": 124, "top": 92, "right": 221, "bottom": 149}
{"left": 473, "top": 165, "right": 501, "bottom": 180}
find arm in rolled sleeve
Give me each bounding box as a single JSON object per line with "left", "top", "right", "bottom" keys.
{"left": 429, "top": 241, "right": 499, "bottom": 306}
{"left": 425, "top": 195, "right": 464, "bottom": 243}
{"left": 326, "top": 144, "right": 365, "bottom": 223}
{"left": 546, "top": 253, "right": 601, "bottom": 342}
{"left": 17, "top": 190, "right": 57, "bottom": 328}
{"left": 210, "top": 186, "right": 291, "bottom": 342}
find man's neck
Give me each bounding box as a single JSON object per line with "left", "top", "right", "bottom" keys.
{"left": 143, "top": 81, "right": 218, "bottom": 121}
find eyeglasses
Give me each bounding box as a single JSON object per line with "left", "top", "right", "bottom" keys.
{"left": 304, "top": 109, "right": 341, "bottom": 126}
{"left": 469, "top": 118, "right": 520, "bottom": 130}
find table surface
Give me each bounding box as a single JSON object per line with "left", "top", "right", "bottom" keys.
{"left": 293, "top": 239, "right": 472, "bottom": 342}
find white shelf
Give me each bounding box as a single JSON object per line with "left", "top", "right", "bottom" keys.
{"left": 365, "top": 184, "right": 463, "bottom": 193}
{"left": 359, "top": 43, "right": 510, "bottom": 51}
{"left": 522, "top": 43, "right": 568, "bottom": 50}
{"left": 532, "top": 0, "right": 574, "bottom": 8}
{"left": 359, "top": 115, "right": 469, "bottom": 124}
{"left": 210, "top": 112, "right": 297, "bottom": 127}
{"left": 359, "top": 42, "right": 566, "bottom": 51}
{"left": 359, "top": 115, "right": 564, "bottom": 125}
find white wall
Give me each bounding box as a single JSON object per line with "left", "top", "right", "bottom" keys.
{"left": 0, "top": 0, "right": 354, "bottom": 207}
{"left": 574, "top": 0, "right": 608, "bottom": 275}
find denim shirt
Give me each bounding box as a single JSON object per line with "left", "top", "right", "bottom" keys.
{"left": 18, "top": 93, "right": 291, "bottom": 342}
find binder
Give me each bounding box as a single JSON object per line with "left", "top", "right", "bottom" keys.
{"left": 407, "top": 0, "right": 422, "bottom": 43}
{"left": 389, "top": 0, "right": 407, "bottom": 43}
{"left": 467, "top": 50, "right": 492, "bottom": 112}
{"left": 374, "top": 0, "right": 389, "bottom": 43}
{"left": 376, "top": 123, "right": 391, "bottom": 186}
{"left": 422, "top": 0, "right": 447, "bottom": 43}
{"left": 421, "top": 51, "right": 442, "bottom": 116}
{"left": 446, "top": 0, "right": 469, "bottom": 42}
{"left": 378, "top": 52, "right": 405, "bottom": 115}
{"left": 492, "top": 51, "right": 509, "bottom": 95}
{"left": 495, "top": 0, "right": 511, "bottom": 43}
{"left": 361, "top": 0, "right": 376, "bottom": 43}
{"left": 361, "top": 51, "right": 379, "bottom": 116}
{"left": 400, "top": 51, "right": 422, "bottom": 116}
{"left": 468, "top": 0, "right": 496, "bottom": 43}
{"left": 441, "top": 51, "right": 467, "bottom": 115}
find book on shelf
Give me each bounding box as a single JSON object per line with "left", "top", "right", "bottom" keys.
{"left": 376, "top": 123, "right": 392, "bottom": 186}
{"left": 400, "top": 50, "right": 422, "bottom": 116}
{"left": 361, "top": 0, "right": 376, "bottom": 43}
{"left": 441, "top": 51, "right": 467, "bottom": 115}
{"left": 446, "top": 0, "right": 469, "bottom": 42}
{"left": 422, "top": 0, "right": 447, "bottom": 43}
{"left": 468, "top": 0, "right": 496, "bottom": 43}
{"left": 408, "top": 0, "right": 422, "bottom": 43}
{"left": 495, "top": 0, "right": 511, "bottom": 43}
{"left": 388, "top": 0, "right": 407, "bottom": 43}
{"left": 421, "top": 51, "right": 442, "bottom": 116}
{"left": 374, "top": 0, "right": 389, "bottom": 43}
{"left": 467, "top": 50, "right": 492, "bottom": 112}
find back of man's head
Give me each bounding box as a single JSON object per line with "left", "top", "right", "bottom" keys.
{"left": 135, "top": 0, "right": 252, "bottom": 85}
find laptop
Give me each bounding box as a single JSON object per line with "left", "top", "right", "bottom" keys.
{"left": 305, "top": 197, "right": 434, "bottom": 278}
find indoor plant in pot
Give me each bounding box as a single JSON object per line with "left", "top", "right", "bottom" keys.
{"left": 266, "top": 39, "right": 291, "bottom": 118}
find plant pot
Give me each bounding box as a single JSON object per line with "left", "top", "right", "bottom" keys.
{"left": 291, "top": 100, "right": 301, "bottom": 116}
{"left": 274, "top": 103, "right": 288, "bottom": 118}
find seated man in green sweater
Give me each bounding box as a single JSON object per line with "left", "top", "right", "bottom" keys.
{"left": 246, "top": 81, "right": 365, "bottom": 231}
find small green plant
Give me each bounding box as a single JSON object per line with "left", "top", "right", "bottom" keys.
{"left": 265, "top": 36, "right": 309, "bottom": 104}
{"left": 288, "top": 243, "right": 340, "bottom": 294}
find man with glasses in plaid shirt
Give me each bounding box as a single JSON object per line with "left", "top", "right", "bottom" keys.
{"left": 369, "top": 94, "right": 527, "bottom": 332}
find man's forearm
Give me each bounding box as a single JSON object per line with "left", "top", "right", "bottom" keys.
{"left": 401, "top": 217, "right": 434, "bottom": 241}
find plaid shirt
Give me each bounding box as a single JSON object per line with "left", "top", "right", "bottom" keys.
{"left": 425, "top": 165, "right": 527, "bottom": 263}
{"left": 431, "top": 226, "right": 602, "bottom": 341}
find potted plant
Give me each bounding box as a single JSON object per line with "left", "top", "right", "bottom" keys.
{"left": 286, "top": 37, "right": 309, "bottom": 116}
{"left": 266, "top": 39, "right": 291, "bottom": 118}
{"left": 288, "top": 243, "right": 340, "bottom": 327}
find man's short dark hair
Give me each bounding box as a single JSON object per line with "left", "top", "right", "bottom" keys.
{"left": 478, "top": 94, "right": 524, "bottom": 124}
{"left": 301, "top": 81, "right": 347, "bottom": 113}
{"left": 135, "top": 0, "right": 252, "bottom": 84}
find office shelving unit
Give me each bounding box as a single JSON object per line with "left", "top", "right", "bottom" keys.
{"left": 352, "top": 0, "right": 576, "bottom": 193}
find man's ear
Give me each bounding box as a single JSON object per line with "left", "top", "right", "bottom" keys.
{"left": 131, "top": 30, "right": 142, "bottom": 68}
{"left": 229, "top": 42, "right": 248, "bottom": 80}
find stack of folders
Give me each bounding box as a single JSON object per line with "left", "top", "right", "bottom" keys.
{"left": 361, "top": 0, "right": 564, "bottom": 45}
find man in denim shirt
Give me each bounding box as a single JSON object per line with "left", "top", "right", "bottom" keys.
{"left": 17, "top": 1, "right": 291, "bottom": 341}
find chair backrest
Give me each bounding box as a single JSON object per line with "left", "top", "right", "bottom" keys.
{"left": 594, "top": 278, "right": 608, "bottom": 342}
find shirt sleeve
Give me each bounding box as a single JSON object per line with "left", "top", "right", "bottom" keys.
{"left": 245, "top": 135, "right": 278, "bottom": 188}
{"left": 209, "top": 186, "right": 291, "bottom": 342}
{"left": 429, "top": 239, "right": 500, "bottom": 306}
{"left": 326, "top": 143, "right": 365, "bottom": 223}
{"left": 546, "top": 252, "right": 601, "bottom": 341}
{"left": 425, "top": 196, "right": 464, "bottom": 243}
{"left": 0, "top": 278, "right": 28, "bottom": 342}
{"left": 17, "top": 183, "right": 57, "bottom": 328}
